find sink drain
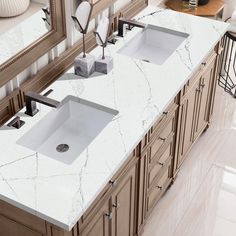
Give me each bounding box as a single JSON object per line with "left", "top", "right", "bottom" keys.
{"left": 56, "top": 144, "right": 69, "bottom": 153}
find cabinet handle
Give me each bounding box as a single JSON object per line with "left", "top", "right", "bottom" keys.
{"left": 156, "top": 186, "right": 162, "bottom": 190}
{"left": 105, "top": 212, "right": 113, "bottom": 220}
{"left": 109, "top": 180, "right": 117, "bottom": 187}
{"left": 163, "top": 111, "right": 169, "bottom": 116}
{"left": 159, "top": 137, "right": 166, "bottom": 142}
{"left": 158, "top": 161, "right": 166, "bottom": 167}
{"left": 112, "top": 203, "right": 120, "bottom": 209}
{"left": 201, "top": 62, "right": 206, "bottom": 66}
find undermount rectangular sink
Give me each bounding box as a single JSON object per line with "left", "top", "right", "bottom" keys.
{"left": 118, "top": 24, "right": 189, "bottom": 65}
{"left": 17, "top": 96, "right": 118, "bottom": 164}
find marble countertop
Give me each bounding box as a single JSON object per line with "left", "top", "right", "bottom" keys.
{"left": 0, "top": 6, "right": 229, "bottom": 231}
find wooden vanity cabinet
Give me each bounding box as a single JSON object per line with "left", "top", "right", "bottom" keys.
{"left": 79, "top": 198, "right": 111, "bottom": 236}
{"left": 0, "top": 200, "right": 47, "bottom": 236}
{"left": 79, "top": 152, "right": 138, "bottom": 236}
{"left": 111, "top": 163, "right": 137, "bottom": 236}
{"left": 177, "top": 74, "right": 200, "bottom": 169}
{"left": 0, "top": 214, "right": 43, "bottom": 236}
{"left": 0, "top": 45, "right": 221, "bottom": 236}
{"left": 136, "top": 100, "right": 179, "bottom": 235}
{"left": 176, "top": 50, "right": 218, "bottom": 171}
{"left": 193, "top": 52, "right": 217, "bottom": 139}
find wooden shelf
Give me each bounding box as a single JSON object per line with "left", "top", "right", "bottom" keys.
{"left": 165, "top": 0, "right": 225, "bottom": 18}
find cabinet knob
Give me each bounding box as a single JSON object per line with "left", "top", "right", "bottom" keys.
{"left": 156, "top": 186, "right": 162, "bottom": 190}
{"left": 159, "top": 137, "right": 166, "bottom": 142}
{"left": 202, "top": 62, "right": 206, "bottom": 66}
{"left": 112, "top": 203, "right": 120, "bottom": 209}
{"left": 196, "top": 88, "right": 201, "bottom": 92}
{"left": 200, "top": 83, "right": 205, "bottom": 88}
{"left": 105, "top": 212, "right": 113, "bottom": 220}
{"left": 109, "top": 180, "right": 117, "bottom": 187}
{"left": 163, "top": 111, "right": 169, "bottom": 116}
{"left": 158, "top": 161, "right": 165, "bottom": 167}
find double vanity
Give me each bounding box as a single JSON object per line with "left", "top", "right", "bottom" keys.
{"left": 0, "top": 6, "right": 229, "bottom": 236}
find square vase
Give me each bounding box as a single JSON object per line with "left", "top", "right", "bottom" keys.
{"left": 95, "top": 56, "right": 113, "bottom": 74}
{"left": 74, "top": 54, "right": 95, "bottom": 78}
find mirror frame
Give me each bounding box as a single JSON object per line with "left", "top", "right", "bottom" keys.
{"left": 0, "top": 0, "right": 66, "bottom": 88}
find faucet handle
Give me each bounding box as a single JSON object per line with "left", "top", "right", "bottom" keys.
{"left": 43, "top": 89, "right": 54, "bottom": 97}
{"left": 7, "top": 116, "right": 25, "bottom": 129}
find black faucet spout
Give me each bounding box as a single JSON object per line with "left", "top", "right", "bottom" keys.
{"left": 118, "top": 18, "right": 146, "bottom": 37}
{"left": 25, "top": 91, "right": 60, "bottom": 117}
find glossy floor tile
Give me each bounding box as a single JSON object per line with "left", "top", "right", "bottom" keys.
{"left": 174, "top": 165, "right": 236, "bottom": 236}
{"left": 142, "top": 83, "right": 236, "bottom": 235}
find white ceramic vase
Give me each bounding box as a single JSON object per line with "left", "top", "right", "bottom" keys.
{"left": 0, "top": 0, "right": 30, "bottom": 17}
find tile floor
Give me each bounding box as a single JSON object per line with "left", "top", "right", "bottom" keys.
{"left": 142, "top": 67, "right": 236, "bottom": 235}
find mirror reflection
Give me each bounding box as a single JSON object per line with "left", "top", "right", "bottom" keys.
{"left": 0, "top": 0, "right": 51, "bottom": 65}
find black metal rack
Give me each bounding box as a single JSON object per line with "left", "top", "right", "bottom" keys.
{"left": 218, "top": 18, "right": 236, "bottom": 97}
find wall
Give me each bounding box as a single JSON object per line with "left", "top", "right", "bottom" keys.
{"left": 0, "top": 0, "right": 134, "bottom": 101}
{"left": 223, "top": 0, "right": 236, "bottom": 19}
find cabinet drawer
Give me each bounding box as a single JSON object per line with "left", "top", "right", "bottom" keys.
{"left": 149, "top": 101, "right": 177, "bottom": 139}
{"left": 140, "top": 100, "right": 178, "bottom": 153}
{"left": 0, "top": 214, "right": 43, "bottom": 236}
{"left": 149, "top": 116, "right": 175, "bottom": 163}
{"left": 146, "top": 161, "right": 172, "bottom": 215}
{"left": 148, "top": 141, "right": 172, "bottom": 189}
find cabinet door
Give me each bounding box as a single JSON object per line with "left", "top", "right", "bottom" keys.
{"left": 111, "top": 163, "right": 137, "bottom": 236}
{"left": 80, "top": 198, "right": 111, "bottom": 236}
{"left": 177, "top": 79, "right": 199, "bottom": 168}
{"left": 194, "top": 57, "right": 216, "bottom": 138}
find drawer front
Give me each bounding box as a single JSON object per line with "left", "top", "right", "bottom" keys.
{"left": 148, "top": 141, "right": 173, "bottom": 189}
{"left": 0, "top": 214, "right": 43, "bottom": 236}
{"left": 140, "top": 100, "right": 177, "bottom": 153}
{"left": 146, "top": 161, "right": 172, "bottom": 215}
{"left": 149, "top": 102, "right": 177, "bottom": 139}
{"left": 149, "top": 115, "right": 175, "bottom": 163}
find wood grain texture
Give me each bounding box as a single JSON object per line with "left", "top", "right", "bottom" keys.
{"left": 0, "top": 0, "right": 66, "bottom": 88}
{"left": 165, "top": 0, "right": 224, "bottom": 17}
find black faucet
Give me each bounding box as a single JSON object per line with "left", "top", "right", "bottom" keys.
{"left": 117, "top": 18, "right": 146, "bottom": 37}
{"left": 24, "top": 91, "right": 60, "bottom": 117}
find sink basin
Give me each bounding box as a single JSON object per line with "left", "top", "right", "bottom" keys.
{"left": 118, "top": 24, "right": 189, "bottom": 65}
{"left": 17, "top": 96, "right": 118, "bottom": 164}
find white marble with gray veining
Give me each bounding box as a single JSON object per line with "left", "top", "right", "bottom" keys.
{"left": 0, "top": 6, "right": 229, "bottom": 231}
